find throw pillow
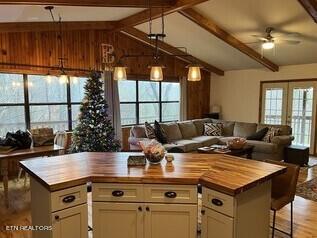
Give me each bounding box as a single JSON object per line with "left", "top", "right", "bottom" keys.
{"left": 144, "top": 122, "right": 156, "bottom": 139}
{"left": 154, "top": 121, "right": 169, "bottom": 144}
{"left": 246, "top": 127, "right": 269, "bottom": 141}
{"left": 262, "top": 127, "right": 281, "bottom": 143}
{"left": 204, "top": 123, "right": 223, "bottom": 136}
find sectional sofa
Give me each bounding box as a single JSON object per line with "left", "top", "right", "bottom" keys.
{"left": 128, "top": 118, "right": 294, "bottom": 161}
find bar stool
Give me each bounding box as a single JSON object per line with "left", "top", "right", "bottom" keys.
{"left": 265, "top": 160, "right": 300, "bottom": 238}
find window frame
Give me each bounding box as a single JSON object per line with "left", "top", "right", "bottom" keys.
{"left": 119, "top": 79, "right": 180, "bottom": 126}
{"left": 0, "top": 72, "right": 87, "bottom": 135}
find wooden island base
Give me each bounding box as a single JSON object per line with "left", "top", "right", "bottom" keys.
{"left": 20, "top": 152, "right": 286, "bottom": 238}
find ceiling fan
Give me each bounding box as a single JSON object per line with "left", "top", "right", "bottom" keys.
{"left": 250, "top": 27, "right": 301, "bottom": 50}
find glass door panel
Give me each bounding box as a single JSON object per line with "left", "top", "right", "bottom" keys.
{"left": 261, "top": 83, "right": 288, "bottom": 125}
{"left": 288, "top": 82, "right": 317, "bottom": 153}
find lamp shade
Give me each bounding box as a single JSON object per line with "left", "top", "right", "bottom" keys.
{"left": 150, "top": 66, "right": 164, "bottom": 81}
{"left": 187, "top": 66, "right": 201, "bottom": 81}
{"left": 262, "top": 41, "right": 275, "bottom": 50}
{"left": 59, "top": 73, "right": 68, "bottom": 84}
{"left": 113, "top": 66, "right": 127, "bottom": 81}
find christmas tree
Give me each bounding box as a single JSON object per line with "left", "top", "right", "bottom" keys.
{"left": 70, "top": 71, "right": 121, "bottom": 152}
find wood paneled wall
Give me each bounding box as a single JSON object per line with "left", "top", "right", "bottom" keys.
{"left": 0, "top": 29, "right": 211, "bottom": 153}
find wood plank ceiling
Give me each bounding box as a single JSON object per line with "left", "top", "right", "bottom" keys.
{"left": 1, "top": 0, "right": 303, "bottom": 74}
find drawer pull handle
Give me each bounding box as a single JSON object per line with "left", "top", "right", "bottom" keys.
{"left": 138, "top": 206, "right": 142, "bottom": 211}
{"left": 55, "top": 215, "right": 60, "bottom": 220}
{"left": 212, "top": 198, "right": 223, "bottom": 206}
{"left": 146, "top": 207, "right": 150, "bottom": 211}
{"left": 165, "top": 191, "right": 177, "bottom": 198}
{"left": 62, "top": 195, "right": 76, "bottom": 203}
{"left": 112, "top": 190, "right": 124, "bottom": 197}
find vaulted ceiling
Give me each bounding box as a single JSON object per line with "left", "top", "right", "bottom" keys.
{"left": 0, "top": 0, "right": 316, "bottom": 74}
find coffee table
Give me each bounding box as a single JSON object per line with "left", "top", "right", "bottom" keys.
{"left": 197, "top": 145, "right": 254, "bottom": 159}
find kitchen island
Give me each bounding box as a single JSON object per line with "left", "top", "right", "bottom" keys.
{"left": 20, "top": 152, "right": 286, "bottom": 238}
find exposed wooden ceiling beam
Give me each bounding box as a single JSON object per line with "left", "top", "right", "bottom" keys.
{"left": 179, "top": 8, "right": 279, "bottom": 72}
{"left": 122, "top": 27, "right": 224, "bottom": 75}
{"left": 0, "top": 21, "right": 116, "bottom": 32}
{"left": 114, "top": 0, "right": 209, "bottom": 30}
{"left": 298, "top": 0, "right": 317, "bottom": 23}
{"left": 0, "top": 0, "right": 177, "bottom": 8}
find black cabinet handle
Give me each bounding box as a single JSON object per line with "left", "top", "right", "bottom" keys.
{"left": 146, "top": 207, "right": 150, "bottom": 211}
{"left": 138, "top": 206, "right": 142, "bottom": 211}
{"left": 112, "top": 190, "right": 124, "bottom": 197}
{"left": 201, "top": 210, "right": 205, "bottom": 215}
{"left": 62, "top": 195, "right": 76, "bottom": 203}
{"left": 164, "top": 191, "right": 177, "bottom": 198}
{"left": 55, "top": 215, "right": 60, "bottom": 220}
{"left": 211, "top": 198, "right": 223, "bottom": 206}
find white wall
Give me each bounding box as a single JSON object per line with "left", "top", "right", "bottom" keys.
{"left": 210, "top": 63, "right": 317, "bottom": 123}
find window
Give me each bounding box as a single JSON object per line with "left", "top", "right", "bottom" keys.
{"left": 0, "top": 73, "right": 88, "bottom": 137}
{"left": 118, "top": 80, "right": 180, "bottom": 126}
{"left": 0, "top": 73, "right": 26, "bottom": 136}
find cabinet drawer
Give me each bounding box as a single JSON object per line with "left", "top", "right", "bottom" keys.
{"left": 51, "top": 185, "right": 87, "bottom": 212}
{"left": 144, "top": 185, "right": 197, "bottom": 204}
{"left": 202, "top": 187, "right": 234, "bottom": 217}
{"left": 92, "top": 183, "right": 144, "bottom": 202}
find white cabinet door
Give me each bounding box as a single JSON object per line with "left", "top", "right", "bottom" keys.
{"left": 144, "top": 203, "right": 197, "bottom": 238}
{"left": 201, "top": 208, "right": 233, "bottom": 238}
{"left": 52, "top": 204, "right": 88, "bottom": 238}
{"left": 93, "top": 202, "right": 144, "bottom": 238}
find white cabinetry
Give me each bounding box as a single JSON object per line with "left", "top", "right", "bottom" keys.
{"left": 201, "top": 181, "right": 271, "bottom": 238}
{"left": 92, "top": 183, "right": 197, "bottom": 238}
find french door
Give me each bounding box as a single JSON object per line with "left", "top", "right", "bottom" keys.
{"left": 261, "top": 81, "right": 317, "bottom": 154}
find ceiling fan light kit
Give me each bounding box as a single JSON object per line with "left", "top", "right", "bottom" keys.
{"left": 262, "top": 41, "right": 275, "bottom": 50}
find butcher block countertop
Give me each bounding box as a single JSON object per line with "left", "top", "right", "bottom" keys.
{"left": 20, "top": 152, "right": 286, "bottom": 196}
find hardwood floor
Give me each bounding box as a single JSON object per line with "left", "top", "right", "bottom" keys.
{"left": 0, "top": 159, "right": 317, "bottom": 238}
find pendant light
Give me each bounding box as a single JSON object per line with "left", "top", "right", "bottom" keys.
{"left": 149, "top": 65, "right": 164, "bottom": 81}
{"left": 113, "top": 60, "right": 127, "bottom": 80}
{"left": 59, "top": 72, "right": 68, "bottom": 84}
{"left": 187, "top": 65, "right": 202, "bottom": 81}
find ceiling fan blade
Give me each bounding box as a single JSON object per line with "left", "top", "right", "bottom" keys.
{"left": 251, "top": 35, "right": 268, "bottom": 41}
{"left": 245, "top": 41, "right": 262, "bottom": 45}
{"left": 272, "top": 32, "right": 301, "bottom": 38}
{"left": 276, "top": 39, "right": 301, "bottom": 45}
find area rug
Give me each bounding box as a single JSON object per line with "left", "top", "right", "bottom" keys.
{"left": 296, "top": 178, "right": 317, "bottom": 202}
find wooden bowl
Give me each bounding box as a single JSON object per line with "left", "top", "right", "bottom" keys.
{"left": 226, "top": 138, "right": 246, "bottom": 150}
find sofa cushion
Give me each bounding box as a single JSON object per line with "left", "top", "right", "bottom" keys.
{"left": 154, "top": 121, "right": 168, "bottom": 144}
{"left": 160, "top": 123, "right": 183, "bottom": 141}
{"left": 173, "top": 139, "right": 201, "bottom": 152}
{"left": 246, "top": 127, "right": 269, "bottom": 141}
{"left": 263, "top": 127, "right": 281, "bottom": 143}
{"left": 192, "top": 118, "right": 212, "bottom": 136}
{"left": 191, "top": 136, "right": 220, "bottom": 147}
{"left": 233, "top": 122, "right": 257, "bottom": 138}
{"left": 178, "top": 121, "right": 198, "bottom": 139}
{"left": 204, "top": 123, "right": 223, "bottom": 136}
{"left": 211, "top": 119, "right": 235, "bottom": 136}
{"left": 257, "top": 123, "right": 291, "bottom": 136}
{"left": 130, "top": 126, "right": 146, "bottom": 138}
{"left": 144, "top": 122, "right": 156, "bottom": 139}
{"left": 246, "top": 140, "right": 278, "bottom": 154}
